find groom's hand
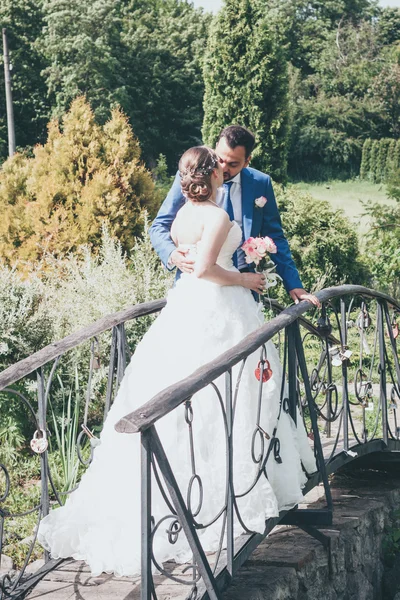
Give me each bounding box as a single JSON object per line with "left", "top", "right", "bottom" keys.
{"left": 289, "top": 288, "right": 321, "bottom": 308}
{"left": 170, "top": 248, "right": 195, "bottom": 273}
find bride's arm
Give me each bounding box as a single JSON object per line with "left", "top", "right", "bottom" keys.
{"left": 194, "top": 212, "right": 266, "bottom": 294}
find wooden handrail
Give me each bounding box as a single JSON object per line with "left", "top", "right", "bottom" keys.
{"left": 114, "top": 285, "right": 400, "bottom": 434}
{"left": 0, "top": 299, "right": 166, "bottom": 391}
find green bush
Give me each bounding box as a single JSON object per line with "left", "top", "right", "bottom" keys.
{"left": 0, "top": 219, "right": 173, "bottom": 437}
{"left": 363, "top": 199, "right": 400, "bottom": 298}
{"left": 273, "top": 184, "right": 370, "bottom": 300}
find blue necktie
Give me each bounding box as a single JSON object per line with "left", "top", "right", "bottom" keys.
{"left": 223, "top": 182, "right": 235, "bottom": 222}
{"left": 222, "top": 181, "right": 238, "bottom": 268}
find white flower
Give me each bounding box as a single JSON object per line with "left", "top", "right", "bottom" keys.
{"left": 255, "top": 196, "right": 267, "bottom": 208}
{"left": 0, "top": 342, "right": 9, "bottom": 355}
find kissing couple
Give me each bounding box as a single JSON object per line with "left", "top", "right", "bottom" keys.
{"left": 38, "top": 125, "right": 319, "bottom": 577}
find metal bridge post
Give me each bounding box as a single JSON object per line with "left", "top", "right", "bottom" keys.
{"left": 116, "top": 323, "right": 127, "bottom": 385}
{"left": 149, "top": 426, "right": 221, "bottom": 600}
{"left": 383, "top": 304, "right": 400, "bottom": 405}
{"left": 341, "top": 299, "right": 349, "bottom": 452}
{"left": 377, "top": 302, "right": 389, "bottom": 446}
{"left": 225, "top": 370, "right": 234, "bottom": 579}
{"left": 141, "top": 429, "right": 153, "bottom": 600}
{"left": 287, "top": 324, "right": 297, "bottom": 425}
{"left": 104, "top": 327, "right": 118, "bottom": 418}
{"left": 37, "top": 369, "right": 50, "bottom": 562}
{"left": 293, "top": 322, "right": 333, "bottom": 510}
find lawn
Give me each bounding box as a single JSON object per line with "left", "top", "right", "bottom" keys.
{"left": 292, "top": 180, "right": 396, "bottom": 238}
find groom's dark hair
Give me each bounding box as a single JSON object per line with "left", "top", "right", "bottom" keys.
{"left": 218, "top": 125, "right": 255, "bottom": 158}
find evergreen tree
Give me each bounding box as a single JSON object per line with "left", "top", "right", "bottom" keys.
{"left": 41, "top": 0, "right": 125, "bottom": 123}
{"left": 0, "top": 98, "right": 158, "bottom": 265}
{"left": 369, "top": 139, "right": 380, "bottom": 182}
{"left": 376, "top": 139, "right": 387, "bottom": 183}
{"left": 360, "top": 138, "right": 372, "bottom": 179}
{"left": 119, "top": 0, "right": 210, "bottom": 169}
{"left": 203, "top": 0, "right": 290, "bottom": 182}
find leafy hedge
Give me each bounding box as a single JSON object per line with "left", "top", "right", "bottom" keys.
{"left": 360, "top": 137, "right": 400, "bottom": 183}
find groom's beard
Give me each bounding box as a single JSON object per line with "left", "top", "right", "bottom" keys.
{"left": 223, "top": 169, "right": 242, "bottom": 182}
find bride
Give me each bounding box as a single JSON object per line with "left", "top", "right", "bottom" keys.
{"left": 38, "top": 146, "right": 318, "bottom": 577}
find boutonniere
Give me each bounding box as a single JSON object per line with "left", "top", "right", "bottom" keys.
{"left": 255, "top": 196, "right": 267, "bottom": 208}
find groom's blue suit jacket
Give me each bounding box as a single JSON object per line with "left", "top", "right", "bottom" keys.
{"left": 149, "top": 166, "right": 302, "bottom": 293}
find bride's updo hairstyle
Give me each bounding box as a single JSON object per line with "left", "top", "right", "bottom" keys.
{"left": 179, "top": 146, "right": 218, "bottom": 202}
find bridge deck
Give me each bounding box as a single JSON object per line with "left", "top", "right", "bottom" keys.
{"left": 24, "top": 396, "right": 400, "bottom": 600}
{"left": 25, "top": 483, "right": 329, "bottom": 600}
{"left": 23, "top": 429, "right": 370, "bottom": 600}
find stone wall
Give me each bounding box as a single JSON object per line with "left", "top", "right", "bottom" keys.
{"left": 223, "top": 470, "right": 400, "bottom": 600}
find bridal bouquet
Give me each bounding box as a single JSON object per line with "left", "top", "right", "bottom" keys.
{"left": 241, "top": 236, "right": 281, "bottom": 290}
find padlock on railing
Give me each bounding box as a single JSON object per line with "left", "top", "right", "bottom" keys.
{"left": 329, "top": 345, "right": 352, "bottom": 367}
{"left": 30, "top": 429, "right": 48, "bottom": 454}
{"left": 356, "top": 305, "right": 371, "bottom": 330}
{"left": 392, "top": 316, "right": 399, "bottom": 340}
{"left": 255, "top": 359, "right": 273, "bottom": 382}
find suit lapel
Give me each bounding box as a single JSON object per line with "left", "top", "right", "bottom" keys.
{"left": 241, "top": 168, "right": 260, "bottom": 239}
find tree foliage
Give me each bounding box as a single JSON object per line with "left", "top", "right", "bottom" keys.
{"left": 283, "top": 1, "right": 399, "bottom": 180}
{"left": 0, "top": 0, "right": 398, "bottom": 183}
{"left": 0, "top": 0, "right": 50, "bottom": 161}
{"left": 0, "top": 98, "right": 158, "bottom": 264}
{"left": 202, "top": 0, "right": 290, "bottom": 182}
{"left": 40, "top": 0, "right": 210, "bottom": 169}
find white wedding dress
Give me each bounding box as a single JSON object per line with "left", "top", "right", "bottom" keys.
{"left": 38, "top": 222, "right": 316, "bottom": 577}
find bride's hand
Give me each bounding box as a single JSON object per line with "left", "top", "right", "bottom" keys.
{"left": 240, "top": 272, "right": 266, "bottom": 294}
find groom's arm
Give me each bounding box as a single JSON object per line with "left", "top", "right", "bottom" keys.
{"left": 149, "top": 172, "right": 186, "bottom": 270}
{"left": 260, "top": 177, "right": 303, "bottom": 293}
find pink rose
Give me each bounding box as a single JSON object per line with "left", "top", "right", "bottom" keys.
{"left": 246, "top": 247, "right": 261, "bottom": 264}
{"left": 255, "top": 196, "right": 267, "bottom": 208}
{"left": 241, "top": 237, "right": 256, "bottom": 253}
{"left": 263, "top": 236, "right": 277, "bottom": 254}
{"left": 255, "top": 238, "right": 268, "bottom": 256}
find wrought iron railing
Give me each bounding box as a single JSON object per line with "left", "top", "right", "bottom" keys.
{"left": 0, "top": 285, "right": 399, "bottom": 600}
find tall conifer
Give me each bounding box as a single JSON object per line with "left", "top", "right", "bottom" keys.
{"left": 202, "top": 0, "right": 290, "bottom": 182}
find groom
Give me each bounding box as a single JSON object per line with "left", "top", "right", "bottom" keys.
{"left": 150, "top": 125, "right": 310, "bottom": 304}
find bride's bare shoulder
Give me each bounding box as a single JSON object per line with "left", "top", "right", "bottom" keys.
{"left": 203, "top": 204, "right": 230, "bottom": 227}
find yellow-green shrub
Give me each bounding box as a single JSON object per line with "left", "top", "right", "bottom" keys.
{"left": 0, "top": 97, "right": 158, "bottom": 264}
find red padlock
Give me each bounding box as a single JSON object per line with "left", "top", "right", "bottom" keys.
{"left": 255, "top": 359, "right": 273, "bottom": 382}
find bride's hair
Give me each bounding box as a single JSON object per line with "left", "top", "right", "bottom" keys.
{"left": 179, "top": 146, "right": 218, "bottom": 202}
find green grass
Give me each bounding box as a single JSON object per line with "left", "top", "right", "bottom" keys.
{"left": 292, "top": 179, "right": 396, "bottom": 237}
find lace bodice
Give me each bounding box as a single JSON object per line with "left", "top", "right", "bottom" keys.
{"left": 183, "top": 221, "right": 242, "bottom": 270}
